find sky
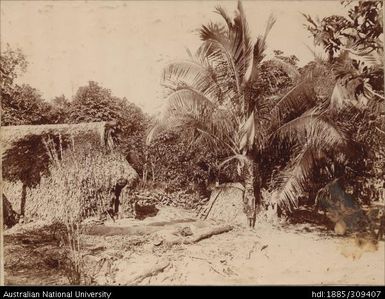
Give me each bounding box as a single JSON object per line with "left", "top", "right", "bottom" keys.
{"left": 1, "top": 0, "right": 347, "bottom": 114}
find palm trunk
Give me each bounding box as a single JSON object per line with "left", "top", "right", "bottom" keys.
{"left": 253, "top": 161, "right": 262, "bottom": 215}
{"left": 20, "top": 183, "right": 27, "bottom": 216}
{"left": 243, "top": 157, "right": 256, "bottom": 227}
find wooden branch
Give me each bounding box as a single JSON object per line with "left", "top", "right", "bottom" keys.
{"left": 364, "top": 86, "right": 385, "bottom": 100}
{"left": 201, "top": 189, "right": 223, "bottom": 220}
{"left": 157, "top": 225, "right": 233, "bottom": 247}
{"left": 128, "top": 261, "right": 170, "bottom": 285}
{"left": 375, "top": 127, "right": 385, "bottom": 135}
{"left": 184, "top": 225, "right": 233, "bottom": 244}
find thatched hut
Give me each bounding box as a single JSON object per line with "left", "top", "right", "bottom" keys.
{"left": 1, "top": 121, "right": 115, "bottom": 155}
{"left": 1, "top": 121, "right": 137, "bottom": 220}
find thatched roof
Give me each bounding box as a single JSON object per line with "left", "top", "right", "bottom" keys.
{"left": 1, "top": 122, "right": 113, "bottom": 155}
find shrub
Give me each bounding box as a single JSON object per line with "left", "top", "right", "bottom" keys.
{"left": 145, "top": 131, "right": 241, "bottom": 195}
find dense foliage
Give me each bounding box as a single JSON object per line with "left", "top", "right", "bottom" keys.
{"left": 1, "top": 84, "right": 56, "bottom": 126}
{"left": 145, "top": 131, "right": 241, "bottom": 195}
{"left": 303, "top": 1, "right": 383, "bottom": 62}
{"left": 301, "top": 0, "right": 384, "bottom": 206}
{"left": 1, "top": 47, "right": 56, "bottom": 126}
{"left": 148, "top": 0, "right": 352, "bottom": 225}
{"left": 0, "top": 45, "right": 27, "bottom": 93}
{"left": 65, "top": 81, "right": 147, "bottom": 158}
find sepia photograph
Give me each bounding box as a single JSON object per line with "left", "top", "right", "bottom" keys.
{"left": 0, "top": 0, "right": 384, "bottom": 286}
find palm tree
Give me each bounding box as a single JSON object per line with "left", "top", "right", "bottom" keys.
{"left": 148, "top": 1, "right": 347, "bottom": 227}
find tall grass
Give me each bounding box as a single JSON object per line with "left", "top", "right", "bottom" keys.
{"left": 21, "top": 141, "right": 138, "bottom": 284}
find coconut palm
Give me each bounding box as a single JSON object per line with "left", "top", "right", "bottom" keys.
{"left": 148, "top": 1, "right": 347, "bottom": 226}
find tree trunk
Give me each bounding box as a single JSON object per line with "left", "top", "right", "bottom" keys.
{"left": 243, "top": 157, "right": 256, "bottom": 228}
{"left": 20, "top": 183, "right": 27, "bottom": 216}
{"left": 253, "top": 161, "right": 262, "bottom": 213}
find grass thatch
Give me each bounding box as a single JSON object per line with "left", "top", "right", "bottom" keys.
{"left": 1, "top": 121, "right": 138, "bottom": 220}
{"left": 1, "top": 122, "right": 112, "bottom": 155}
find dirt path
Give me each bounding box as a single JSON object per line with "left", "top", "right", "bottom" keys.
{"left": 105, "top": 223, "right": 384, "bottom": 285}
{"left": 3, "top": 207, "right": 384, "bottom": 285}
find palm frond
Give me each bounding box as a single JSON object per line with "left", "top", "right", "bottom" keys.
{"left": 214, "top": 6, "right": 233, "bottom": 30}
{"left": 150, "top": 88, "right": 238, "bottom": 153}
{"left": 175, "top": 110, "right": 238, "bottom": 155}
{"left": 269, "top": 57, "right": 301, "bottom": 82}
{"left": 162, "top": 60, "right": 222, "bottom": 103}
{"left": 276, "top": 145, "right": 326, "bottom": 209}
{"left": 253, "top": 116, "right": 269, "bottom": 152}
{"left": 273, "top": 113, "right": 347, "bottom": 151}
{"left": 147, "top": 88, "right": 215, "bottom": 144}
{"left": 166, "top": 88, "right": 216, "bottom": 115}
{"left": 238, "top": 111, "right": 255, "bottom": 152}
{"left": 232, "top": 0, "right": 252, "bottom": 81}
{"left": 200, "top": 2, "right": 253, "bottom": 89}
{"left": 248, "top": 14, "right": 276, "bottom": 82}
{"left": 185, "top": 47, "right": 194, "bottom": 59}
{"left": 218, "top": 153, "right": 249, "bottom": 170}
{"left": 269, "top": 79, "right": 318, "bottom": 129}
{"left": 200, "top": 37, "right": 241, "bottom": 95}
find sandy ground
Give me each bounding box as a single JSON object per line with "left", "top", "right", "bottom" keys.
{"left": 3, "top": 206, "right": 384, "bottom": 285}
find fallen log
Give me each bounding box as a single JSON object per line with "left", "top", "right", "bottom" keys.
{"left": 128, "top": 261, "right": 170, "bottom": 285}
{"left": 153, "top": 225, "right": 234, "bottom": 247}
{"left": 185, "top": 225, "right": 233, "bottom": 244}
